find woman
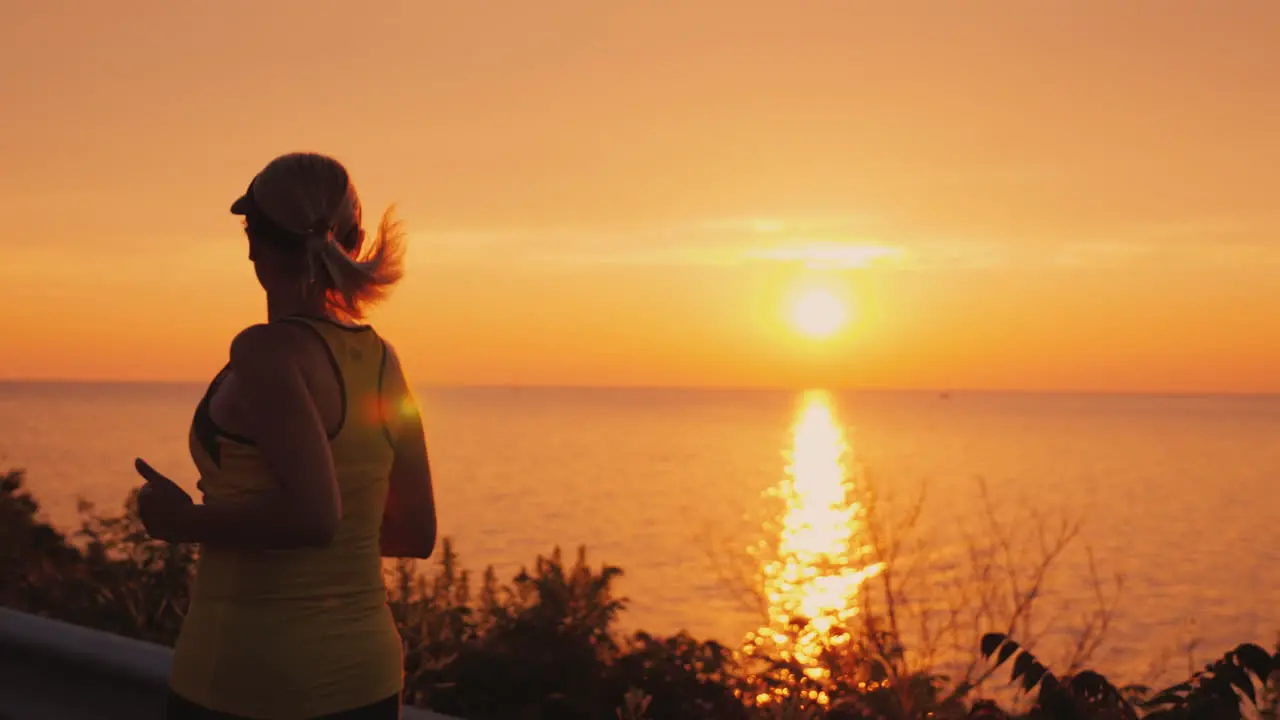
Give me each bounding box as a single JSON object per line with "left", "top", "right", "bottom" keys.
{"left": 134, "top": 152, "right": 438, "bottom": 720}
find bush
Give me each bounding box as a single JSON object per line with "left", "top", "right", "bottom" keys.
{"left": 4, "top": 468, "right": 1278, "bottom": 720}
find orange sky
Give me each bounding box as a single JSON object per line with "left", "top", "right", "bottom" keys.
{"left": 3, "top": 1, "right": 1279, "bottom": 392}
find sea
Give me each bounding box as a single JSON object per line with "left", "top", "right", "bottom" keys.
{"left": 3, "top": 382, "right": 1280, "bottom": 689}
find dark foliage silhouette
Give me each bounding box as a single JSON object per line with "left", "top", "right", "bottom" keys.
{"left": 6, "top": 467, "right": 1279, "bottom": 720}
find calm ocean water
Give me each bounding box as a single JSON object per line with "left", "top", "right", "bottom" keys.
{"left": 3, "top": 382, "right": 1280, "bottom": 686}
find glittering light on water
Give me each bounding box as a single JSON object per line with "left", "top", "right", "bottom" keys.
{"left": 747, "top": 390, "right": 884, "bottom": 699}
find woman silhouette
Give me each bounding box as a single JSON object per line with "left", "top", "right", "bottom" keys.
{"left": 134, "top": 152, "right": 437, "bottom": 719}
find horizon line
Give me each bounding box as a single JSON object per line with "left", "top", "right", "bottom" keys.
{"left": 0, "top": 377, "right": 1277, "bottom": 400}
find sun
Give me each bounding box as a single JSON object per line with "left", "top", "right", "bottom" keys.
{"left": 789, "top": 288, "right": 850, "bottom": 339}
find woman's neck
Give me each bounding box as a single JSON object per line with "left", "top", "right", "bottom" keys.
{"left": 266, "top": 292, "right": 330, "bottom": 323}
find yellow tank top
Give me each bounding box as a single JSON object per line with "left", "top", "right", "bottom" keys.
{"left": 170, "top": 316, "right": 404, "bottom": 719}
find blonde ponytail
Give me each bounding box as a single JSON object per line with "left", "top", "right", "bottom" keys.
{"left": 307, "top": 208, "right": 406, "bottom": 320}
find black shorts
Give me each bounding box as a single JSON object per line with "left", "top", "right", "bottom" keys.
{"left": 166, "top": 691, "right": 401, "bottom": 720}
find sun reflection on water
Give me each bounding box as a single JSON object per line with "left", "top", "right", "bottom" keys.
{"left": 747, "top": 390, "right": 883, "bottom": 701}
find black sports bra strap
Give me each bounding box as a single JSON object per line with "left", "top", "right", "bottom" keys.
{"left": 277, "top": 316, "right": 348, "bottom": 440}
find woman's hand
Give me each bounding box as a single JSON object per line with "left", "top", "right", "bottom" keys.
{"left": 134, "top": 458, "right": 195, "bottom": 543}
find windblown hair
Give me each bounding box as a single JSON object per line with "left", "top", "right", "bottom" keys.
{"left": 317, "top": 209, "right": 406, "bottom": 320}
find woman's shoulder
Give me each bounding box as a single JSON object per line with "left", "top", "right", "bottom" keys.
{"left": 378, "top": 335, "right": 406, "bottom": 369}
{"left": 374, "top": 336, "right": 416, "bottom": 392}
{"left": 227, "top": 323, "right": 315, "bottom": 372}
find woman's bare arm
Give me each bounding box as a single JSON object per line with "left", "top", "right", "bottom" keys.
{"left": 177, "top": 324, "right": 342, "bottom": 550}
{"left": 379, "top": 343, "right": 437, "bottom": 559}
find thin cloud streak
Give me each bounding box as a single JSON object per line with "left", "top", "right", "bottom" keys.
{"left": 408, "top": 214, "right": 1280, "bottom": 272}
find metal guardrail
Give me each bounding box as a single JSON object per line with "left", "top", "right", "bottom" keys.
{"left": 0, "top": 607, "right": 457, "bottom": 720}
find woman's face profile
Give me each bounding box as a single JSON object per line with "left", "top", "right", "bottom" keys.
{"left": 246, "top": 230, "right": 290, "bottom": 291}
